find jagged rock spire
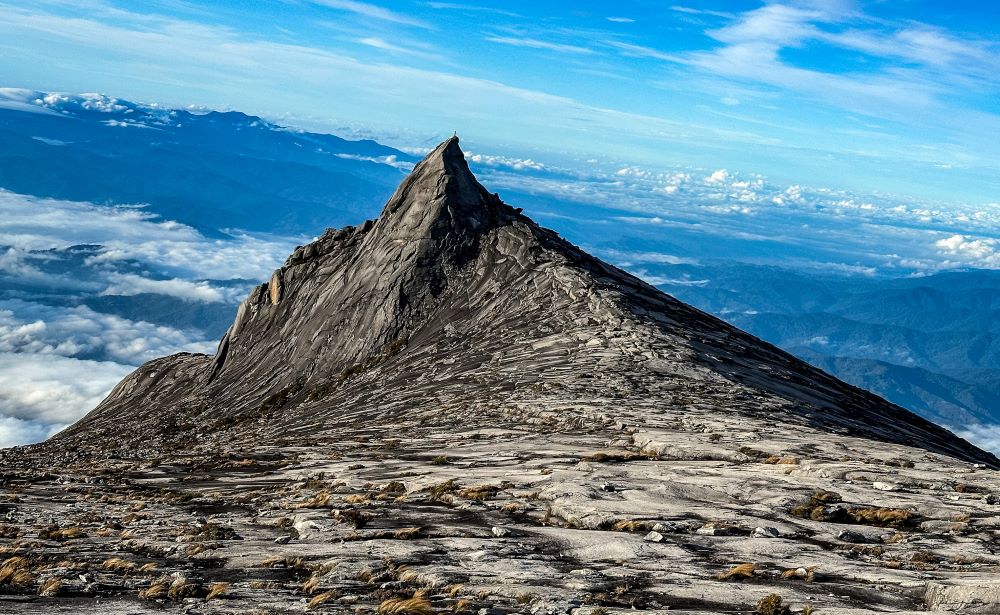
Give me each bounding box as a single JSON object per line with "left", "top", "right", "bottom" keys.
{"left": 374, "top": 136, "right": 501, "bottom": 241}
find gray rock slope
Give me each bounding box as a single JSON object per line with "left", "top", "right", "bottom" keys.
{"left": 55, "top": 136, "right": 994, "bottom": 466}
{"left": 7, "top": 137, "right": 1000, "bottom": 615}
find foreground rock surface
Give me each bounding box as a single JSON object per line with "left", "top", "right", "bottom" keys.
{"left": 4, "top": 425, "right": 1000, "bottom": 614}
{"left": 2, "top": 137, "right": 999, "bottom": 613}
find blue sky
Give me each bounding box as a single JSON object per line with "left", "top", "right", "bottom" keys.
{"left": 2, "top": 0, "right": 999, "bottom": 204}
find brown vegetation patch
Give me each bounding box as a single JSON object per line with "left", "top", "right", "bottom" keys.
{"left": 717, "top": 562, "right": 757, "bottom": 581}
{"left": 581, "top": 450, "right": 658, "bottom": 463}
{"left": 377, "top": 595, "right": 435, "bottom": 615}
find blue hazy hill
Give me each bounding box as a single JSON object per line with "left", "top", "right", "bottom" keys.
{"left": 0, "top": 90, "right": 416, "bottom": 235}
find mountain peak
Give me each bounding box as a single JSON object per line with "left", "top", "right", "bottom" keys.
{"left": 375, "top": 136, "right": 501, "bottom": 241}
{"left": 50, "top": 138, "right": 997, "bottom": 470}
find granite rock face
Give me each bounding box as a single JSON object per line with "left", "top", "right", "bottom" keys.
{"left": 3, "top": 138, "right": 1000, "bottom": 614}
{"left": 53, "top": 137, "right": 996, "bottom": 466}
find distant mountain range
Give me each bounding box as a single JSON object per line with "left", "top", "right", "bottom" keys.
{"left": 0, "top": 88, "right": 415, "bottom": 235}
{"left": 655, "top": 263, "right": 1000, "bottom": 432}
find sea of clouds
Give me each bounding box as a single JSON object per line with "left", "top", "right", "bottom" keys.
{"left": 0, "top": 190, "right": 300, "bottom": 447}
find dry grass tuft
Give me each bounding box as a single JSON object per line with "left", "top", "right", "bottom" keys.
{"left": 398, "top": 568, "right": 420, "bottom": 584}
{"left": 611, "top": 519, "right": 650, "bottom": 532}
{"left": 259, "top": 555, "right": 314, "bottom": 572}
{"left": 717, "top": 562, "right": 758, "bottom": 581}
{"left": 580, "top": 450, "right": 658, "bottom": 463}
{"left": 138, "top": 580, "right": 170, "bottom": 600}
{"left": 756, "top": 593, "right": 791, "bottom": 615}
{"left": 297, "top": 491, "right": 333, "bottom": 509}
{"left": 456, "top": 485, "right": 501, "bottom": 501}
{"left": 0, "top": 556, "right": 33, "bottom": 586}
{"left": 764, "top": 456, "right": 799, "bottom": 465}
{"left": 377, "top": 596, "right": 435, "bottom": 615}
{"left": 205, "top": 581, "right": 230, "bottom": 600}
{"left": 38, "top": 577, "right": 62, "bottom": 597}
{"left": 102, "top": 557, "right": 136, "bottom": 571}
{"left": 427, "top": 479, "right": 457, "bottom": 501}
{"left": 379, "top": 481, "right": 407, "bottom": 499}
{"left": 259, "top": 555, "right": 285, "bottom": 568}
{"left": 847, "top": 507, "right": 912, "bottom": 527}
{"left": 43, "top": 527, "right": 85, "bottom": 541}
{"left": 0, "top": 556, "right": 29, "bottom": 571}
{"left": 781, "top": 566, "right": 817, "bottom": 582}
{"left": 790, "top": 490, "right": 913, "bottom": 527}
{"left": 8, "top": 569, "right": 33, "bottom": 587}
{"left": 333, "top": 508, "right": 374, "bottom": 529}
{"left": 302, "top": 575, "right": 320, "bottom": 595}
{"left": 308, "top": 591, "right": 336, "bottom": 609}
{"left": 168, "top": 580, "right": 200, "bottom": 600}
{"left": 138, "top": 562, "right": 160, "bottom": 573}
{"left": 393, "top": 527, "right": 423, "bottom": 540}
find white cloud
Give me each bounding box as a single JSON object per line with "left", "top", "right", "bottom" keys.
{"left": 827, "top": 25, "right": 993, "bottom": 74}
{"left": 100, "top": 273, "right": 229, "bottom": 303}
{"left": 706, "top": 169, "right": 729, "bottom": 183}
{"left": 0, "top": 248, "right": 43, "bottom": 278}
{"left": 709, "top": 4, "right": 820, "bottom": 46}
{"left": 956, "top": 423, "right": 1000, "bottom": 455}
{"left": 309, "top": 0, "right": 432, "bottom": 29}
{"left": 356, "top": 37, "right": 442, "bottom": 62}
{"left": 619, "top": 2, "right": 1000, "bottom": 131}
{"left": 606, "top": 41, "right": 685, "bottom": 63}
{"left": 670, "top": 5, "right": 735, "bottom": 19}
{"left": 0, "top": 190, "right": 298, "bottom": 280}
{"left": 595, "top": 248, "right": 698, "bottom": 267}
{"left": 0, "top": 301, "right": 215, "bottom": 365}
{"left": 607, "top": 17, "right": 635, "bottom": 23}
{"left": 486, "top": 36, "right": 594, "bottom": 55}
{"left": 0, "top": 352, "right": 132, "bottom": 425}
{"left": 425, "top": 2, "right": 518, "bottom": 16}
{"left": 38, "top": 91, "right": 131, "bottom": 113}
{"left": 467, "top": 152, "right": 545, "bottom": 171}
{"left": 934, "top": 234, "right": 1000, "bottom": 267}
{"left": 334, "top": 152, "right": 414, "bottom": 170}
{"left": 0, "top": 414, "right": 65, "bottom": 449}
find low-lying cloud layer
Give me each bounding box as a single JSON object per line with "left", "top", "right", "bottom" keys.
{"left": 0, "top": 190, "right": 300, "bottom": 280}
{"left": 0, "top": 190, "right": 300, "bottom": 448}
{"left": 469, "top": 155, "right": 1000, "bottom": 277}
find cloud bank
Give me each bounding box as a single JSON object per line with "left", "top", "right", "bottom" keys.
{"left": 0, "top": 189, "right": 300, "bottom": 449}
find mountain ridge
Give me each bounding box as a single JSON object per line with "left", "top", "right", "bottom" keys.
{"left": 0, "top": 88, "right": 416, "bottom": 235}
{"left": 48, "top": 136, "right": 996, "bottom": 468}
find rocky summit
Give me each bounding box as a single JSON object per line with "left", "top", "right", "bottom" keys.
{"left": 2, "top": 137, "right": 1000, "bottom": 614}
